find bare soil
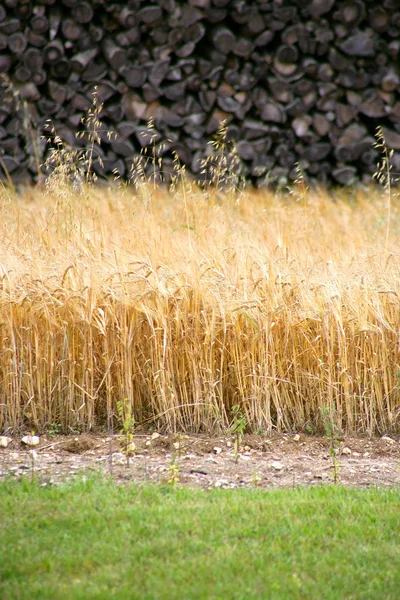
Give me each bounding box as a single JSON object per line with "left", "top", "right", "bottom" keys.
{"left": 1, "top": 433, "right": 399, "bottom": 489}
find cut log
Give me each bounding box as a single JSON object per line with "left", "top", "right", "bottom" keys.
{"left": 337, "top": 68, "right": 370, "bottom": 89}
{"left": 212, "top": 26, "right": 236, "bottom": 54}
{"left": 71, "top": 93, "right": 91, "bottom": 111}
{"left": 160, "top": 107, "right": 185, "bottom": 127}
{"left": 205, "top": 8, "right": 228, "bottom": 23}
{"left": 137, "top": 6, "right": 163, "bottom": 24}
{"left": 32, "top": 70, "right": 47, "bottom": 86}
{"left": 247, "top": 11, "right": 266, "bottom": 35}
{"left": 81, "top": 60, "right": 108, "bottom": 82}
{"left": 15, "top": 2, "right": 32, "bottom": 19}
{"left": 338, "top": 123, "right": 368, "bottom": 146}
{"left": 236, "top": 140, "right": 255, "bottom": 161}
{"left": 217, "top": 95, "right": 239, "bottom": 113}
{"left": 184, "top": 21, "right": 205, "bottom": 45}
{"left": 339, "top": 33, "right": 375, "bottom": 57}
{"left": 269, "top": 79, "right": 293, "bottom": 104}
{"left": 361, "top": 149, "right": 378, "bottom": 166}
{"left": 31, "top": 15, "right": 49, "bottom": 35}
{"left": 199, "top": 90, "right": 216, "bottom": 111}
{"left": 37, "top": 96, "right": 60, "bottom": 117}
{"left": 116, "top": 27, "right": 140, "bottom": 46}
{"left": 111, "top": 138, "right": 135, "bottom": 157}
{"left": 105, "top": 103, "right": 125, "bottom": 122}
{"left": 273, "top": 57, "right": 297, "bottom": 77}
{"left": 369, "top": 8, "right": 390, "bottom": 32}
{"left": 0, "top": 19, "right": 20, "bottom": 36}
{"left": 189, "top": 0, "right": 210, "bottom": 8}
{"left": 72, "top": 2, "right": 94, "bottom": 24}
{"left": 24, "top": 48, "right": 44, "bottom": 71}
{"left": 61, "top": 19, "right": 83, "bottom": 41}
{"left": 94, "top": 81, "right": 118, "bottom": 103}
{"left": 48, "top": 81, "right": 69, "bottom": 104}
{"left": 50, "top": 59, "right": 71, "bottom": 80}
{"left": 285, "top": 99, "right": 306, "bottom": 117}
{"left": 281, "top": 24, "right": 304, "bottom": 46}
{"left": 261, "top": 102, "right": 286, "bottom": 124}
{"left": 273, "top": 6, "right": 298, "bottom": 22}
{"left": 303, "top": 143, "right": 331, "bottom": 162}
{"left": 381, "top": 127, "right": 400, "bottom": 150}
{"left": 336, "top": 104, "right": 357, "bottom": 127}
{"left": 49, "top": 9, "right": 61, "bottom": 40}
{"left": 0, "top": 155, "right": 19, "bottom": 174}
{"left": 163, "top": 82, "right": 186, "bottom": 101}
{"left": 6, "top": 117, "right": 21, "bottom": 136}
{"left": 242, "top": 119, "right": 270, "bottom": 140}
{"left": 118, "top": 7, "right": 137, "bottom": 28}
{"left": 332, "top": 166, "right": 357, "bottom": 185}
{"left": 15, "top": 65, "right": 31, "bottom": 83}
{"left": 43, "top": 40, "right": 64, "bottom": 65}
{"left": 14, "top": 82, "right": 40, "bottom": 101}
{"left": 255, "top": 30, "right": 275, "bottom": 47}
{"left": 89, "top": 24, "right": 104, "bottom": 43}
{"left": 389, "top": 102, "right": 400, "bottom": 123}
{"left": 381, "top": 70, "right": 400, "bottom": 92}
{"left": 26, "top": 29, "right": 47, "bottom": 47}
{"left": 292, "top": 116, "right": 312, "bottom": 137}
{"left": 123, "top": 66, "right": 147, "bottom": 88}
{"left": 71, "top": 48, "right": 98, "bottom": 73}
{"left": 212, "top": 0, "right": 230, "bottom": 7}
{"left": 359, "top": 95, "right": 386, "bottom": 118}
{"left": 142, "top": 84, "right": 160, "bottom": 102}
{"left": 7, "top": 33, "right": 27, "bottom": 54}
{"left": 276, "top": 45, "right": 299, "bottom": 65}
{"left": 102, "top": 39, "right": 126, "bottom": 70}
{"left": 336, "top": 1, "right": 365, "bottom": 27}
{"left": 309, "top": 0, "right": 335, "bottom": 18}
{"left": 328, "top": 48, "right": 350, "bottom": 72}
{"left": 251, "top": 136, "right": 272, "bottom": 154}
{"left": 180, "top": 5, "right": 203, "bottom": 27}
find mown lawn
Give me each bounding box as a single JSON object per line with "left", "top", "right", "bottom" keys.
{"left": 0, "top": 477, "right": 399, "bottom": 600}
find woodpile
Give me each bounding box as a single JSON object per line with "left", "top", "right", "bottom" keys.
{"left": 0, "top": 0, "right": 400, "bottom": 187}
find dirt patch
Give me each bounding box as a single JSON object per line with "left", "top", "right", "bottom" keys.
{"left": 1, "top": 433, "right": 399, "bottom": 489}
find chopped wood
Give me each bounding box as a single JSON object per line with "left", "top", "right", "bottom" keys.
{"left": 0, "top": 0, "right": 399, "bottom": 188}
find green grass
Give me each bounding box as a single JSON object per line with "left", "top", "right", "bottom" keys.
{"left": 1, "top": 478, "right": 399, "bottom": 600}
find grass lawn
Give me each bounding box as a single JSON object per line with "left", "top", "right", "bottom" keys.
{"left": 0, "top": 477, "right": 399, "bottom": 600}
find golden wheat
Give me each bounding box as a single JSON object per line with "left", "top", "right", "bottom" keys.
{"left": 0, "top": 182, "right": 399, "bottom": 435}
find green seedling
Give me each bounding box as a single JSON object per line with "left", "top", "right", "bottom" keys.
{"left": 168, "top": 459, "right": 180, "bottom": 487}
{"left": 47, "top": 423, "right": 62, "bottom": 438}
{"left": 320, "top": 406, "right": 341, "bottom": 485}
{"left": 117, "top": 398, "right": 135, "bottom": 467}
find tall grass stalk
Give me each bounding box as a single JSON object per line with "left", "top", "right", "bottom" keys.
{"left": 0, "top": 184, "right": 400, "bottom": 435}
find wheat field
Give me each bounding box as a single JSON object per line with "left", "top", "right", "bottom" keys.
{"left": 0, "top": 179, "right": 399, "bottom": 435}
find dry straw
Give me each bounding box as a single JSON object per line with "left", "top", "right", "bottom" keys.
{"left": 0, "top": 116, "right": 399, "bottom": 436}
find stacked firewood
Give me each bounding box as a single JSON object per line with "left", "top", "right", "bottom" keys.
{"left": 0, "top": 0, "right": 400, "bottom": 187}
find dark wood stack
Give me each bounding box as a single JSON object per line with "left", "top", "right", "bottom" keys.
{"left": 0, "top": 0, "right": 400, "bottom": 187}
